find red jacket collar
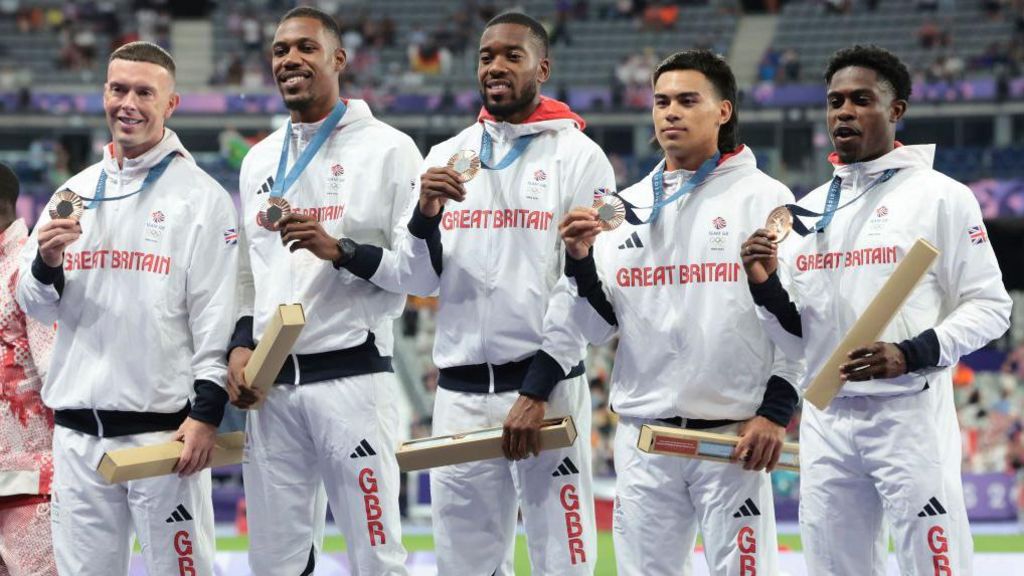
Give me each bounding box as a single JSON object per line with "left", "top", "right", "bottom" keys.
{"left": 477, "top": 96, "right": 586, "bottom": 130}
{"left": 828, "top": 141, "right": 903, "bottom": 166}
{"left": 718, "top": 144, "right": 745, "bottom": 165}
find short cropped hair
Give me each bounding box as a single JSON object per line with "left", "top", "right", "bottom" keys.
{"left": 653, "top": 49, "right": 739, "bottom": 153}
{"left": 109, "top": 41, "right": 176, "bottom": 77}
{"left": 280, "top": 6, "right": 343, "bottom": 48}
{"left": 825, "top": 45, "right": 912, "bottom": 101}
{"left": 485, "top": 12, "right": 549, "bottom": 57}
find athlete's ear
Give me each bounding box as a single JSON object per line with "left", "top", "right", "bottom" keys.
{"left": 334, "top": 47, "right": 347, "bottom": 74}
{"left": 718, "top": 99, "right": 733, "bottom": 127}
{"left": 889, "top": 98, "right": 906, "bottom": 124}
{"left": 165, "top": 93, "right": 180, "bottom": 121}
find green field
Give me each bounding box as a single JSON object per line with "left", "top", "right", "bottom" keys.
{"left": 213, "top": 532, "right": 1024, "bottom": 574}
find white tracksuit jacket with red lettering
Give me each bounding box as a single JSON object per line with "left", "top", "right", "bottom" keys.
{"left": 234, "top": 99, "right": 422, "bottom": 360}
{"left": 16, "top": 130, "right": 237, "bottom": 422}
{"left": 760, "top": 144, "right": 1011, "bottom": 397}
{"left": 544, "top": 146, "right": 803, "bottom": 420}
{"left": 367, "top": 99, "right": 617, "bottom": 392}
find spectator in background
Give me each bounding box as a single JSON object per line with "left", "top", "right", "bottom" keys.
{"left": 917, "top": 17, "right": 951, "bottom": 49}
{"left": 758, "top": 47, "right": 780, "bottom": 82}
{"left": 781, "top": 48, "right": 801, "bottom": 83}
{"left": 823, "top": 0, "right": 851, "bottom": 14}
{"left": 408, "top": 38, "right": 450, "bottom": 76}
{"left": 241, "top": 14, "right": 262, "bottom": 54}
{"left": 643, "top": 1, "right": 678, "bottom": 30}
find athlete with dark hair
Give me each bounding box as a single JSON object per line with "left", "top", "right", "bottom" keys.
{"left": 555, "top": 49, "right": 800, "bottom": 575}
{"left": 342, "top": 12, "right": 615, "bottom": 574}
{"left": 228, "top": 5, "right": 420, "bottom": 575}
{"left": 742, "top": 44, "right": 1011, "bottom": 574}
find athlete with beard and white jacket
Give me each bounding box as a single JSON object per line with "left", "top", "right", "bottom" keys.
{"left": 226, "top": 8, "right": 419, "bottom": 576}
{"left": 555, "top": 50, "right": 801, "bottom": 576}
{"left": 16, "top": 43, "right": 235, "bottom": 576}
{"left": 742, "top": 46, "right": 1012, "bottom": 575}
{"left": 341, "top": 13, "right": 613, "bottom": 575}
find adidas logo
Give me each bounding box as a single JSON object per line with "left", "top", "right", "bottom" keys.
{"left": 349, "top": 439, "right": 377, "bottom": 459}
{"left": 551, "top": 457, "right": 579, "bottom": 477}
{"left": 732, "top": 498, "right": 761, "bottom": 518}
{"left": 918, "top": 497, "right": 947, "bottom": 517}
{"left": 256, "top": 175, "right": 275, "bottom": 195}
{"left": 165, "top": 504, "right": 193, "bottom": 524}
{"left": 618, "top": 231, "right": 644, "bottom": 250}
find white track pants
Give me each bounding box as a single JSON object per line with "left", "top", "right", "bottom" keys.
{"left": 430, "top": 375, "right": 596, "bottom": 575}
{"left": 50, "top": 427, "right": 215, "bottom": 576}
{"left": 799, "top": 385, "right": 972, "bottom": 576}
{"left": 613, "top": 418, "right": 778, "bottom": 576}
{"left": 243, "top": 373, "right": 408, "bottom": 576}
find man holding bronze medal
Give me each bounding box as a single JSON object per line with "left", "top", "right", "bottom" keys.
{"left": 741, "top": 45, "right": 1012, "bottom": 574}
{"left": 226, "top": 6, "right": 421, "bottom": 575}
{"left": 16, "top": 42, "right": 237, "bottom": 575}
{"left": 342, "top": 12, "right": 614, "bottom": 574}
{"left": 554, "top": 50, "right": 801, "bottom": 575}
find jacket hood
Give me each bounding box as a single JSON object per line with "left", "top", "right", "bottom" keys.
{"left": 829, "top": 142, "right": 935, "bottom": 178}
{"left": 289, "top": 98, "right": 371, "bottom": 138}
{"left": 477, "top": 96, "right": 587, "bottom": 137}
{"left": 647, "top": 144, "right": 756, "bottom": 181}
{"left": 101, "top": 129, "right": 194, "bottom": 181}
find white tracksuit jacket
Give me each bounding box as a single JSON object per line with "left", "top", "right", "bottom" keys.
{"left": 17, "top": 130, "right": 237, "bottom": 428}
{"left": 541, "top": 145, "right": 803, "bottom": 421}
{"left": 231, "top": 99, "right": 421, "bottom": 377}
{"left": 754, "top": 144, "right": 1011, "bottom": 397}
{"left": 366, "top": 98, "right": 617, "bottom": 395}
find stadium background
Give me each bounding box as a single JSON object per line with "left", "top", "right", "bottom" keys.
{"left": 2, "top": 0, "right": 1023, "bottom": 573}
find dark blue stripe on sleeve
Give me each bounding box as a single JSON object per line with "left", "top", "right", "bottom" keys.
{"left": 407, "top": 206, "right": 443, "bottom": 276}
{"left": 896, "top": 328, "right": 940, "bottom": 373}
{"left": 339, "top": 243, "right": 383, "bottom": 280}
{"left": 228, "top": 316, "right": 255, "bottom": 355}
{"left": 31, "top": 251, "right": 64, "bottom": 297}
{"left": 189, "top": 380, "right": 228, "bottom": 426}
{"left": 565, "top": 249, "right": 617, "bottom": 326}
{"left": 748, "top": 272, "right": 802, "bottom": 337}
{"left": 755, "top": 375, "right": 799, "bottom": 427}
{"left": 519, "top": 351, "right": 570, "bottom": 401}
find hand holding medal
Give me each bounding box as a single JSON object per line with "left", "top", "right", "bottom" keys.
{"left": 418, "top": 164, "right": 468, "bottom": 219}
{"left": 559, "top": 206, "right": 605, "bottom": 261}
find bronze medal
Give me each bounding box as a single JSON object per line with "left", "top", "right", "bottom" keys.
{"left": 593, "top": 195, "right": 625, "bottom": 231}
{"left": 47, "top": 190, "right": 84, "bottom": 221}
{"left": 766, "top": 206, "right": 793, "bottom": 243}
{"left": 260, "top": 197, "right": 292, "bottom": 231}
{"left": 446, "top": 150, "right": 481, "bottom": 183}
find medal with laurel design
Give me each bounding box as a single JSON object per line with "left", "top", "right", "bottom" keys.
{"left": 46, "top": 190, "right": 84, "bottom": 221}
{"left": 446, "top": 150, "right": 481, "bottom": 183}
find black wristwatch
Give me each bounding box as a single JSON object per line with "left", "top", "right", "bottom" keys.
{"left": 332, "top": 237, "right": 358, "bottom": 269}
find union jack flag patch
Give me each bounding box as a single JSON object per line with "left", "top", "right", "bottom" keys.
{"left": 968, "top": 225, "right": 987, "bottom": 245}
{"left": 223, "top": 228, "right": 238, "bottom": 245}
